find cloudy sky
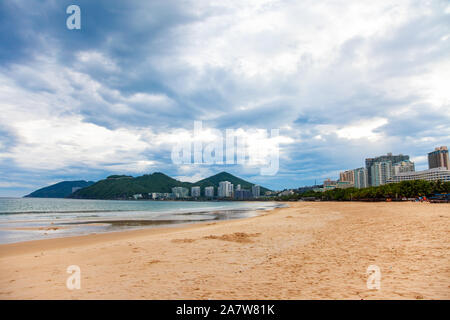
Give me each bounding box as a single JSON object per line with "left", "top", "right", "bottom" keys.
{"left": 0, "top": 0, "right": 449, "bottom": 196}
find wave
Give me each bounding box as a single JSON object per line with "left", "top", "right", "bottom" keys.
{"left": 0, "top": 202, "right": 282, "bottom": 216}
{"left": 0, "top": 209, "right": 135, "bottom": 215}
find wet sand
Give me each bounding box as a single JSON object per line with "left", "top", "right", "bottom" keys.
{"left": 0, "top": 202, "right": 448, "bottom": 299}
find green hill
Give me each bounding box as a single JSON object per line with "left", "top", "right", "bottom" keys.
{"left": 69, "top": 172, "right": 269, "bottom": 199}
{"left": 194, "top": 171, "right": 270, "bottom": 194}
{"left": 24, "top": 180, "right": 95, "bottom": 198}
{"left": 70, "top": 172, "right": 191, "bottom": 199}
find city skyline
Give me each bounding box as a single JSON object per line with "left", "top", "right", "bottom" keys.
{"left": 1, "top": 1, "right": 450, "bottom": 197}
{"left": 322, "top": 145, "right": 449, "bottom": 190}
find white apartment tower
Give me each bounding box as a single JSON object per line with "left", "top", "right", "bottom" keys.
{"left": 218, "top": 181, "right": 233, "bottom": 198}
{"left": 353, "top": 167, "right": 368, "bottom": 189}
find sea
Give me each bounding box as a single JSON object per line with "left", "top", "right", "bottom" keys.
{"left": 0, "top": 198, "right": 284, "bottom": 244}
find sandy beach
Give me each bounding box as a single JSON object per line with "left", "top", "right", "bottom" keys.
{"left": 0, "top": 201, "right": 448, "bottom": 300}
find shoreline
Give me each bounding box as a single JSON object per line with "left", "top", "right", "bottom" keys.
{"left": 0, "top": 206, "right": 281, "bottom": 257}
{"left": 0, "top": 200, "right": 283, "bottom": 245}
{"left": 0, "top": 202, "right": 449, "bottom": 299}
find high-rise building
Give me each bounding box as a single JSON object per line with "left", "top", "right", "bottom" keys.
{"left": 370, "top": 161, "right": 392, "bottom": 186}
{"left": 251, "top": 185, "right": 260, "bottom": 198}
{"left": 236, "top": 184, "right": 241, "bottom": 191}
{"left": 428, "top": 146, "right": 449, "bottom": 170}
{"left": 365, "top": 153, "right": 409, "bottom": 186}
{"left": 191, "top": 186, "right": 201, "bottom": 197}
{"left": 172, "top": 187, "right": 189, "bottom": 198}
{"left": 353, "top": 167, "right": 368, "bottom": 189}
{"left": 204, "top": 186, "right": 214, "bottom": 198}
{"left": 339, "top": 170, "right": 355, "bottom": 185}
{"left": 218, "top": 181, "right": 233, "bottom": 198}
{"left": 392, "top": 160, "right": 415, "bottom": 176}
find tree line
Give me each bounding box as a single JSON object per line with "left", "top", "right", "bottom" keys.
{"left": 276, "top": 180, "right": 450, "bottom": 201}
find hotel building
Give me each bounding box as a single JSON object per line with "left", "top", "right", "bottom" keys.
{"left": 388, "top": 167, "right": 450, "bottom": 183}
{"left": 365, "top": 153, "right": 409, "bottom": 186}
{"left": 428, "top": 146, "right": 449, "bottom": 170}
{"left": 218, "top": 181, "right": 233, "bottom": 198}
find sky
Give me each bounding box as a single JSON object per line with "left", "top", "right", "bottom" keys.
{"left": 0, "top": 0, "right": 449, "bottom": 196}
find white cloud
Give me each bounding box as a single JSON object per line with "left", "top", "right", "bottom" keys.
{"left": 76, "top": 50, "right": 119, "bottom": 73}
{"left": 316, "top": 118, "right": 388, "bottom": 141}
{"left": 2, "top": 116, "right": 152, "bottom": 170}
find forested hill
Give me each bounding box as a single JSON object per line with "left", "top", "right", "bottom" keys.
{"left": 68, "top": 172, "right": 269, "bottom": 199}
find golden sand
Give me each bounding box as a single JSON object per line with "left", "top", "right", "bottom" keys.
{"left": 0, "top": 202, "right": 448, "bottom": 299}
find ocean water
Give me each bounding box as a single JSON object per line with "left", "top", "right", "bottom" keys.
{"left": 0, "top": 198, "right": 283, "bottom": 244}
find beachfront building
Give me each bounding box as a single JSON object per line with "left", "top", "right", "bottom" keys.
{"left": 428, "top": 146, "right": 449, "bottom": 170}
{"left": 151, "top": 192, "right": 173, "bottom": 200}
{"left": 323, "top": 178, "right": 337, "bottom": 190}
{"left": 236, "top": 184, "right": 241, "bottom": 191}
{"left": 204, "top": 186, "right": 214, "bottom": 197}
{"left": 339, "top": 170, "right": 355, "bottom": 185}
{"left": 353, "top": 167, "right": 368, "bottom": 189}
{"left": 172, "top": 187, "right": 189, "bottom": 198}
{"left": 191, "top": 186, "right": 201, "bottom": 198}
{"left": 370, "top": 161, "right": 392, "bottom": 186}
{"left": 218, "top": 181, "right": 233, "bottom": 198}
{"left": 387, "top": 167, "right": 450, "bottom": 183}
{"left": 251, "top": 185, "right": 261, "bottom": 198}
{"left": 235, "top": 189, "right": 252, "bottom": 200}
{"left": 365, "top": 153, "right": 409, "bottom": 186}
{"left": 392, "top": 160, "right": 415, "bottom": 176}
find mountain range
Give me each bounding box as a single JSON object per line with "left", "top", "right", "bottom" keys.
{"left": 25, "top": 172, "right": 269, "bottom": 199}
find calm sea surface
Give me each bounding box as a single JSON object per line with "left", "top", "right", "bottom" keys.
{"left": 0, "top": 198, "right": 283, "bottom": 244}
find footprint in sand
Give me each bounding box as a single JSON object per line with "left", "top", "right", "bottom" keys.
{"left": 203, "top": 232, "right": 261, "bottom": 243}
{"left": 171, "top": 238, "right": 196, "bottom": 243}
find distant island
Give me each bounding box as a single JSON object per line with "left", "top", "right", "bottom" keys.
{"left": 25, "top": 172, "right": 269, "bottom": 200}
{"left": 24, "top": 180, "right": 95, "bottom": 198}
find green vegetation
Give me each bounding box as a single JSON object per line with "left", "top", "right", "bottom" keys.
{"left": 69, "top": 171, "right": 269, "bottom": 200}
{"left": 106, "top": 175, "right": 133, "bottom": 179}
{"left": 70, "top": 172, "right": 191, "bottom": 199}
{"left": 24, "top": 180, "right": 95, "bottom": 198}
{"left": 276, "top": 180, "right": 450, "bottom": 201}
